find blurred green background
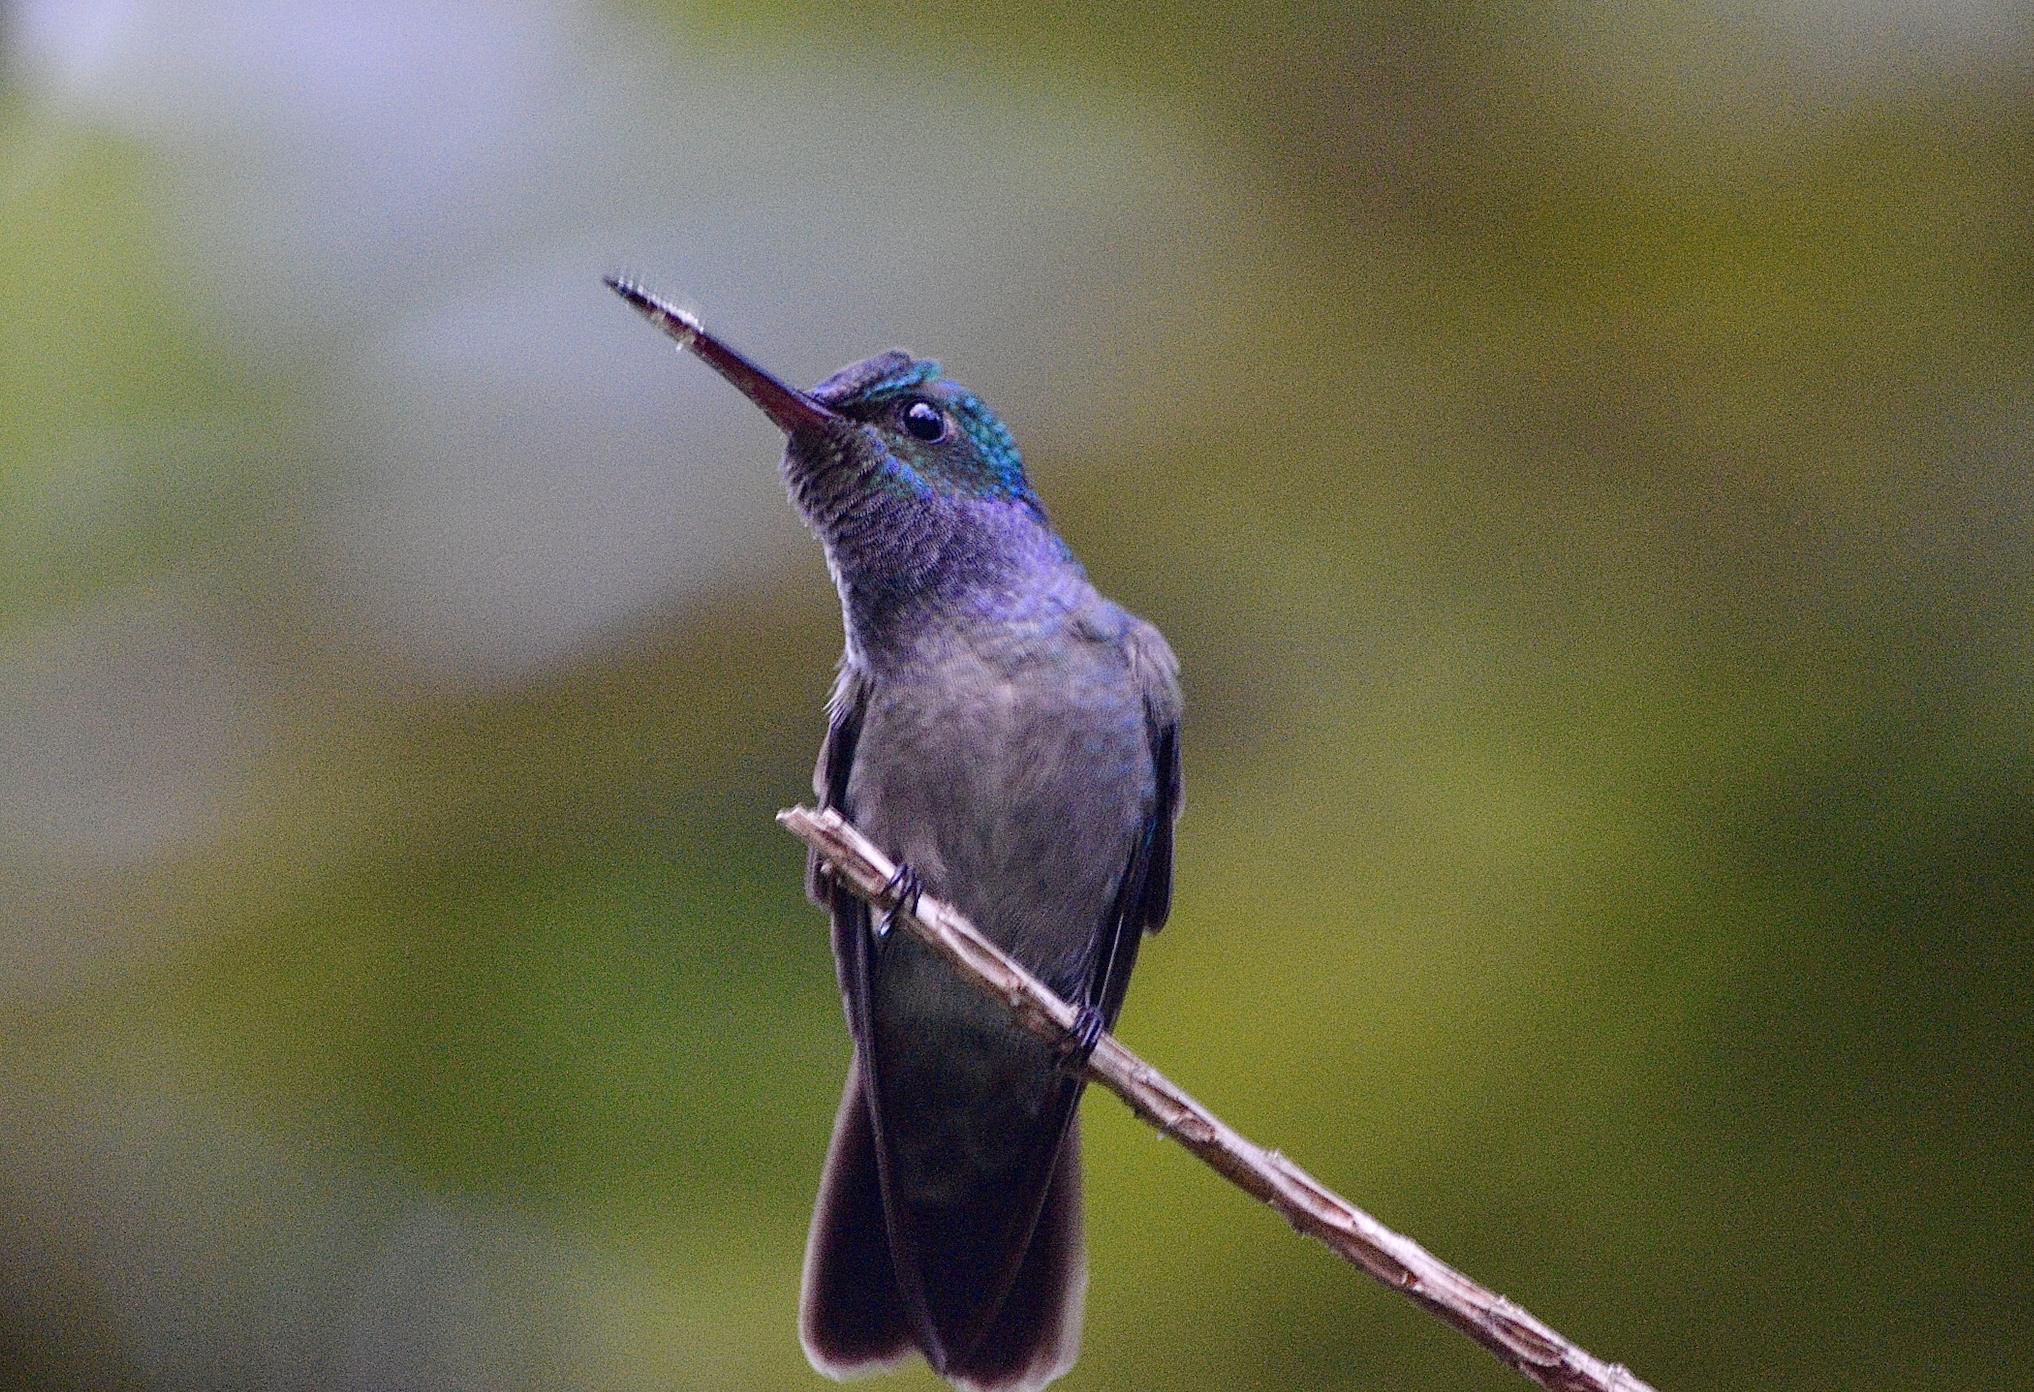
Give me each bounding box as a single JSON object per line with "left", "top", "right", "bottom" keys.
{"left": 1, "top": 2, "right": 2029, "bottom": 1388}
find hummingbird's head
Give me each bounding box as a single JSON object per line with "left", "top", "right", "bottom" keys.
{"left": 606, "top": 279, "right": 1070, "bottom": 646}
{"left": 806, "top": 350, "right": 1037, "bottom": 510}
{"left": 603, "top": 279, "right": 1038, "bottom": 515}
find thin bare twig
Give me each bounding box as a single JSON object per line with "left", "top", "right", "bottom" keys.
{"left": 779, "top": 804, "right": 1658, "bottom": 1392}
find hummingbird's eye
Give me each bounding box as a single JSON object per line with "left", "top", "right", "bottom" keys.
{"left": 901, "top": 399, "right": 947, "bottom": 442}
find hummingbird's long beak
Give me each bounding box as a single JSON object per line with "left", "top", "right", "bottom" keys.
{"left": 605, "top": 276, "right": 842, "bottom": 436}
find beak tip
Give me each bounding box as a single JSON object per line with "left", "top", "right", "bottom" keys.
{"left": 605, "top": 275, "right": 702, "bottom": 348}
{"left": 608, "top": 277, "right": 840, "bottom": 435}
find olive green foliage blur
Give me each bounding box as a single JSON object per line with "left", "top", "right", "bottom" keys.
{"left": 3, "top": 3, "right": 2031, "bottom": 1390}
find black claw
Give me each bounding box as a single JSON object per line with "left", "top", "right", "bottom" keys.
{"left": 1059, "top": 1004, "right": 1107, "bottom": 1074}
{"left": 877, "top": 862, "right": 922, "bottom": 939}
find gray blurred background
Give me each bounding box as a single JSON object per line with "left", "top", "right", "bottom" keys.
{"left": 1, "top": 1, "right": 2029, "bottom": 1388}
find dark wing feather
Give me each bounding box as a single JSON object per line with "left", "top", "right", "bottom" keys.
{"left": 1089, "top": 625, "right": 1183, "bottom": 1029}
{"left": 809, "top": 663, "right": 876, "bottom": 1039}
{"left": 808, "top": 663, "right": 870, "bottom": 904}
{"left": 802, "top": 663, "right": 918, "bottom": 1377}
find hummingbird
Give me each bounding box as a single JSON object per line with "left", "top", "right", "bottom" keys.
{"left": 607, "top": 277, "right": 1182, "bottom": 1392}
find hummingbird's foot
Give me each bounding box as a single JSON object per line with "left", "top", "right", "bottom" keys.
{"left": 876, "top": 862, "right": 922, "bottom": 939}
{"left": 1058, "top": 1004, "right": 1107, "bottom": 1074}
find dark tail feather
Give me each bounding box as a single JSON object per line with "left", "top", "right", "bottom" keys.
{"left": 944, "top": 1119, "right": 1087, "bottom": 1392}
{"left": 801, "top": 1061, "right": 913, "bottom": 1379}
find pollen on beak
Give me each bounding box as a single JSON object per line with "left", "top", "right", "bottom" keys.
{"left": 606, "top": 276, "right": 842, "bottom": 436}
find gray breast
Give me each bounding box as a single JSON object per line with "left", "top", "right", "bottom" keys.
{"left": 847, "top": 620, "right": 1153, "bottom": 995}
